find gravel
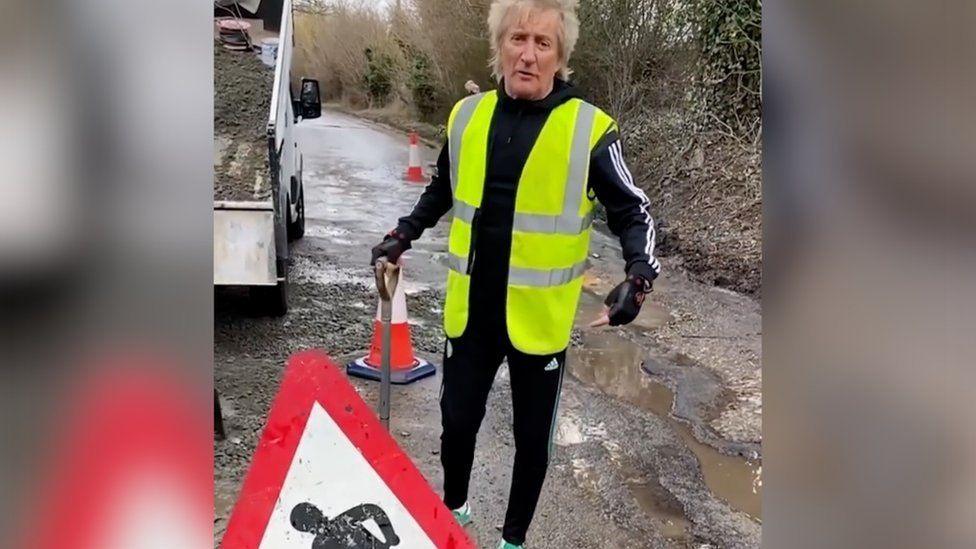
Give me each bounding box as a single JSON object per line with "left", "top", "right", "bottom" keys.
{"left": 214, "top": 42, "right": 274, "bottom": 201}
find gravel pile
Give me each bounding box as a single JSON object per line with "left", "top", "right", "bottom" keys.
{"left": 214, "top": 42, "right": 275, "bottom": 201}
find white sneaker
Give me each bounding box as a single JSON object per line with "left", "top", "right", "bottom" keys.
{"left": 451, "top": 501, "right": 472, "bottom": 526}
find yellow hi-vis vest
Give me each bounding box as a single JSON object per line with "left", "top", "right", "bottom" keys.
{"left": 444, "top": 90, "right": 617, "bottom": 355}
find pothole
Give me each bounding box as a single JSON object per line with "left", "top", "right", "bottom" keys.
{"left": 569, "top": 292, "right": 762, "bottom": 520}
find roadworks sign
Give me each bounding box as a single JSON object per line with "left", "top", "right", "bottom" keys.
{"left": 221, "top": 350, "right": 474, "bottom": 549}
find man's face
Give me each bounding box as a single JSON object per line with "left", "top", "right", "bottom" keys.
{"left": 500, "top": 8, "right": 562, "bottom": 100}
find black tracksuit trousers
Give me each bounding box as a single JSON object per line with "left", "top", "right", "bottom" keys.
{"left": 439, "top": 327, "right": 566, "bottom": 545}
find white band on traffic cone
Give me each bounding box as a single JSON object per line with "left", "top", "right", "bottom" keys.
{"left": 408, "top": 142, "right": 420, "bottom": 170}
{"left": 375, "top": 274, "right": 409, "bottom": 324}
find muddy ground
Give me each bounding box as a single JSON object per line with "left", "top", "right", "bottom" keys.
{"left": 215, "top": 110, "right": 762, "bottom": 548}
{"left": 214, "top": 42, "right": 274, "bottom": 201}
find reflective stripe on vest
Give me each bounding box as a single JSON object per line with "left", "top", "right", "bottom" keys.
{"left": 452, "top": 200, "right": 478, "bottom": 223}
{"left": 449, "top": 94, "right": 484, "bottom": 195}
{"left": 446, "top": 252, "right": 587, "bottom": 288}
{"left": 452, "top": 198, "right": 595, "bottom": 234}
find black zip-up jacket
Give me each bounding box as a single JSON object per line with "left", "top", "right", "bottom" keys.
{"left": 395, "top": 79, "right": 659, "bottom": 338}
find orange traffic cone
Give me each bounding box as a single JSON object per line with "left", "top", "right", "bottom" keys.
{"left": 404, "top": 132, "right": 426, "bottom": 183}
{"left": 346, "top": 269, "right": 436, "bottom": 384}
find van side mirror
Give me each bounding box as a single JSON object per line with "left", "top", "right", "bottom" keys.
{"left": 300, "top": 78, "right": 321, "bottom": 119}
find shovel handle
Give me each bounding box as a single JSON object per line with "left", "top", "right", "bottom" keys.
{"left": 374, "top": 259, "right": 399, "bottom": 431}
{"left": 374, "top": 259, "right": 400, "bottom": 304}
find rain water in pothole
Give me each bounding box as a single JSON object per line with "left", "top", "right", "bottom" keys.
{"left": 619, "top": 461, "right": 693, "bottom": 540}
{"left": 569, "top": 292, "right": 762, "bottom": 526}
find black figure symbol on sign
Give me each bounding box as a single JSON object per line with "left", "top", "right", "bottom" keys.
{"left": 291, "top": 502, "right": 401, "bottom": 548}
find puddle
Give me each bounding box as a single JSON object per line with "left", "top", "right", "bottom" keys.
{"left": 673, "top": 413, "right": 762, "bottom": 520}
{"left": 569, "top": 292, "right": 762, "bottom": 521}
{"left": 571, "top": 452, "right": 691, "bottom": 541}
{"left": 569, "top": 330, "right": 674, "bottom": 418}
{"left": 619, "top": 461, "right": 692, "bottom": 541}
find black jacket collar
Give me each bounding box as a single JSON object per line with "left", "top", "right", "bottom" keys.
{"left": 496, "top": 77, "right": 581, "bottom": 111}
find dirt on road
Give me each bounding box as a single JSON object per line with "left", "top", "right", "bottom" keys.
{"left": 215, "top": 110, "right": 761, "bottom": 548}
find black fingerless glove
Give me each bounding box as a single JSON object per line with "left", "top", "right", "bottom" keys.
{"left": 604, "top": 264, "right": 654, "bottom": 326}
{"left": 370, "top": 230, "right": 412, "bottom": 265}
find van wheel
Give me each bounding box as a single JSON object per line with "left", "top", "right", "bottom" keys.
{"left": 287, "top": 183, "right": 305, "bottom": 241}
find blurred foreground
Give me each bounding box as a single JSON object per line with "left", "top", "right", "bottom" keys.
{"left": 0, "top": 0, "right": 212, "bottom": 547}
{"left": 764, "top": 1, "right": 976, "bottom": 547}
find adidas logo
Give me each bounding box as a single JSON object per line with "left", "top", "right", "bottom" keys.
{"left": 544, "top": 358, "right": 559, "bottom": 371}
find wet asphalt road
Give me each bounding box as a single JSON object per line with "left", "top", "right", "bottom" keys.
{"left": 214, "top": 110, "right": 761, "bottom": 548}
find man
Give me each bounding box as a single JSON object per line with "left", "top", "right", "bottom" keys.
{"left": 371, "top": 1, "right": 659, "bottom": 547}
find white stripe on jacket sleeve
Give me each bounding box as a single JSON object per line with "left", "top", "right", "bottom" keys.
{"left": 608, "top": 141, "right": 657, "bottom": 270}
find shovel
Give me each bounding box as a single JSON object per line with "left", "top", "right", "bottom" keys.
{"left": 373, "top": 259, "right": 400, "bottom": 431}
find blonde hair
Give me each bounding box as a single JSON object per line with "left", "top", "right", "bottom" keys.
{"left": 487, "top": 0, "right": 580, "bottom": 81}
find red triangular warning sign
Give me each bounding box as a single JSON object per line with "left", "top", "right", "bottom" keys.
{"left": 221, "top": 350, "right": 475, "bottom": 549}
